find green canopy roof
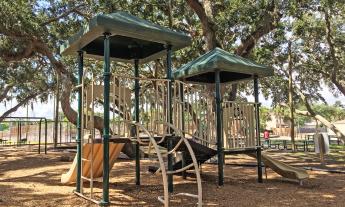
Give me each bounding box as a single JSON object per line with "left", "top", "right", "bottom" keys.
{"left": 174, "top": 48, "right": 273, "bottom": 83}
{"left": 60, "top": 12, "right": 191, "bottom": 63}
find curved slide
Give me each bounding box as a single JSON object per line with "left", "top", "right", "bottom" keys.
{"left": 61, "top": 143, "right": 124, "bottom": 184}
{"left": 261, "top": 153, "right": 309, "bottom": 183}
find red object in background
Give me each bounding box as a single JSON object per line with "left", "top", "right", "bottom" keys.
{"left": 264, "top": 130, "right": 270, "bottom": 139}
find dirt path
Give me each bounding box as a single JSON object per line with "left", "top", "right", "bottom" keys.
{"left": 1, "top": 146, "right": 345, "bottom": 206}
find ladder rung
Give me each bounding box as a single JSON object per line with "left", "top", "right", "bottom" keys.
{"left": 81, "top": 176, "right": 91, "bottom": 181}
{"left": 82, "top": 158, "right": 91, "bottom": 162}
{"left": 81, "top": 176, "right": 103, "bottom": 183}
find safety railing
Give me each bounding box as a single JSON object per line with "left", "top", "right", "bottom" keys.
{"left": 223, "top": 101, "right": 258, "bottom": 149}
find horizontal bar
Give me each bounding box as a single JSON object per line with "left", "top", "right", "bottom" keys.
{"left": 167, "top": 163, "right": 194, "bottom": 174}
{"left": 74, "top": 191, "right": 100, "bottom": 205}
{"left": 81, "top": 176, "right": 92, "bottom": 181}
{"left": 224, "top": 147, "right": 259, "bottom": 155}
{"left": 175, "top": 192, "right": 199, "bottom": 199}
{"left": 223, "top": 101, "right": 258, "bottom": 105}
{"left": 113, "top": 74, "right": 171, "bottom": 82}
{"left": 93, "top": 137, "right": 132, "bottom": 143}
{"left": 74, "top": 84, "right": 83, "bottom": 89}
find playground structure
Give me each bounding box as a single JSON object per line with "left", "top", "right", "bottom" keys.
{"left": 60, "top": 12, "right": 202, "bottom": 206}
{"left": 59, "top": 12, "right": 309, "bottom": 206}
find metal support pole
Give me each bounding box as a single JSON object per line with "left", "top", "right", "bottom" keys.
{"left": 215, "top": 70, "right": 224, "bottom": 186}
{"left": 17, "top": 121, "right": 21, "bottom": 146}
{"left": 134, "top": 59, "right": 140, "bottom": 186}
{"left": 19, "top": 121, "right": 22, "bottom": 146}
{"left": 76, "top": 50, "right": 84, "bottom": 193}
{"left": 44, "top": 119, "right": 47, "bottom": 154}
{"left": 256, "top": 146, "right": 263, "bottom": 183}
{"left": 254, "top": 75, "right": 263, "bottom": 183}
{"left": 38, "top": 119, "right": 42, "bottom": 154}
{"left": 101, "top": 33, "right": 111, "bottom": 206}
{"left": 166, "top": 45, "right": 173, "bottom": 193}
{"left": 54, "top": 74, "right": 60, "bottom": 149}
{"left": 59, "top": 121, "right": 62, "bottom": 145}
{"left": 179, "top": 84, "right": 185, "bottom": 135}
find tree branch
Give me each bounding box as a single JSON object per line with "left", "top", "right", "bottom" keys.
{"left": 186, "top": 0, "right": 220, "bottom": 50}
{"left": 0, "top": 84, "right": 14, "bottom": 102}
{"left": 323, "top": 8, "right": 345, "bottom": 96}
{"left": 0, "top": 41, "right": 35, "bottom": 62}
{"left": 40, "top": 4, "right": 87, "bottom": 26}
{"left": 236, "top": 1, "right": 281, "bottom": 56}
{"left": 0, "top": 92, "right": 39, "bottom": 122}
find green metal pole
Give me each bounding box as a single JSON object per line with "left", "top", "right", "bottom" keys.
{"left": 101, "top": 33, "right": 111, "bottom": 206}
{"left": 179, "top": 83, "right": 187, "bottom": 179}
{"left": 179, "top": 84, "right": 185, "bottom": 135}
{"left": 134, "top": 59, "right": 140, "bottom": 186}
{"left": 44, "top": 118, "right": 47, "bottom": 154}
{"left": 215, "top": 70, "right": 224, "bottom": 186}
{"left": 38, "top": 119, "right": 41, "bottom": 154}
{"left": 76, "top": 51, "right": 83, "bottom": 193}
{"left": 254, "top": 75, "right": 263, "bottom": 183}
{"left": 166, "top": 45, "right": 173, "bottom": 193}
{"left": 17, "top": 121, "right": 22, "bottom": 146}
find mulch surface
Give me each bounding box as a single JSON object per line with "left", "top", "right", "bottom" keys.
{"left": 1, "top": 146, "right": 345, "bottom": 206}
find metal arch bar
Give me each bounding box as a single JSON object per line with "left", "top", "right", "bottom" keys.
{"left": 155, "top": 121, "right": 203, "bottom": 207}
{"left": 129, "top": 121, "right": 169, "bottom": 207}
{"left": 100, "top": 32, "right": 111, "bottom": 206}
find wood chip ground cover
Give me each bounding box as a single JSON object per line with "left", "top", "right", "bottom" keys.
{"left": 0, "top": 147, "right": 344, "bottom": 206}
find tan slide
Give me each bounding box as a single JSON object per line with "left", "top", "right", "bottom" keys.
{"left": 262, "top": 153, "right": 309, "bottom": 183}
{"left": 61, "top": 143, "right": 124, "bottom": 184}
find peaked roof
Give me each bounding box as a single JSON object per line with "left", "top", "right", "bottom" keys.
{"left": 174, "top": 48, "right": 274, "bottom": 83}
{"left": 60, "top": 12, "right": 191, "bottom": 63}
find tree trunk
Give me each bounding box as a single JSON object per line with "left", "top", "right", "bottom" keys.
{"left": 323, "top": 8, "right": 345, "bottom": 97}
{"left": 288, "top": 42, "right": 295, "bottom": 151}
{"left": 186, "top": 0, "right": 220, "bottom": 50}
{"left": 295, "top": 109, "right": 345, "bottom": 141}
{"left": 293, "top": 88, "right": 345, "bottom": 141}
{"left": 54, "top": 74, "right": 60, "bottom": 148}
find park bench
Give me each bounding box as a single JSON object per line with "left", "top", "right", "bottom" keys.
{"left": 268, "top": 140, "right": 281, "bottom": 149}
{"left": 0, "top": 139, "right": 7, "bottom": 145}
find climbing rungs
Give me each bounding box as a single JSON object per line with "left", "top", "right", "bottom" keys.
{"left": 158, "top": 193, "right": 199, "bottom": 205}
{"left": 175, "top": 192, "right": 199, "bottom": 198}
{"left": 74, "top": 192, "right": 100, "bottom": 205}
{"left": 81, "top": 176, "right": 103, "bottom": 183}
{"left": 81, "top": 176, "right": 92, "bottom": 181}
{"left": 82, "top": 158, "right": 91, "bottom": 162}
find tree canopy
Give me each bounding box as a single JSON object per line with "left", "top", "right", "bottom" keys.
{"left": 0, "top": 0, "right": 344, "bottom": 139}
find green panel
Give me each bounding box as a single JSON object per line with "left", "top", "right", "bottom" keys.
{"left": 82, "top": 35, "right": 165, "bottom": 60}
{"left": 60, "top": 12, "right": 191, "bottom": 63}
{"left": 174, "top": 48, "right": 273, "bottom": 83}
